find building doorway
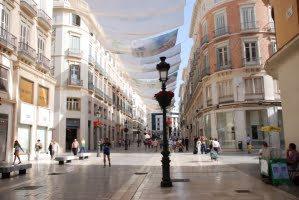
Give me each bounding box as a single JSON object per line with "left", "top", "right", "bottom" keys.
{"left": 66, "top": 128, "right": 77, "bottom": 151}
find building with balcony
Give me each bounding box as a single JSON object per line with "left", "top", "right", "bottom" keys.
{"left": 52, "top": 0, "right": 147, "bottom": 151}
{"left": 151, "top": 110, "right": 179, "bottom": 139}
{"left": 180, "top": 0, "right": 283, "bottom": 150}
{"left": 0, "top": 0, "right": 55, "bottom": 162}
{"left": 262, "top": 0, "right": 299, "bottom": 147}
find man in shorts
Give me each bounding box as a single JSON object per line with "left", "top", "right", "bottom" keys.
{"left": 103, "top": 138, "right": 111, "bottom": 167}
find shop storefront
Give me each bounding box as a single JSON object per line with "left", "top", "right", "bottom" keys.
{"left": 217, "top": 112, "right": 236, "bottom": 149}
{"left": 0, "top": 114, "right": 8, "bottom": 161}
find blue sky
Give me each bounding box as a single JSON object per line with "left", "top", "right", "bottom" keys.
{"left": 174, "top": 0, "right": 196, "bottom": 108}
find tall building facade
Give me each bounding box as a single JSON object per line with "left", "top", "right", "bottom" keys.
{"left": 263, "top": 0, "right": 299, "bottom": 147}
{"left": 0, "top": 0, "right": 55, "bottom": 162}
{"left": 181, "top": 0, "right": 283, "bottom": 150}
{"left": 151, "top": 111, "right": 179, "bottom": 138}
{"left": 52, "top": 0, "right": 146, "bottom": 151}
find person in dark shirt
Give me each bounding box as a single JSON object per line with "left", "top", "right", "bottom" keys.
{"left": 103, "top": 138, "right": 111, "bottom": 167}
{"left": 185, "top": 137, "right": 189, "bottom": 151}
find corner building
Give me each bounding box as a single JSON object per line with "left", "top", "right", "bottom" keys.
{"left": 182, "top": 0, "right": 283, "bottom": 150}
{"left": 0, "top": 0, "right": 55, "bottom": 162}
{"left": 52, "top": 0, "right": 146, "bottom": 151}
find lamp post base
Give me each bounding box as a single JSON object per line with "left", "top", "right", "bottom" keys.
{"left": 161, "top": 150, "right": 172, "bottom": 188}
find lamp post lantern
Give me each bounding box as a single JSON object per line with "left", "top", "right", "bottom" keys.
{"left": 124, "top": 120, "right": 128, "bottom": 150}
{"left": 156, "top": 57, "right": 172, "bottom": 187}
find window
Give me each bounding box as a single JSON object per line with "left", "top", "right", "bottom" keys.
{"left": 273, "top": 80, "right": 280, "bottom": 94}
{"left": 66, "top": 98, "right": 80, "bottom": 110}
{"left": 37, "top": 36, "right": 45, "bottom": 61}
{"left": 0, "top": 6, "right": 9, "bottom": 31}
{"left": 240, "top": 6, "right": 256, "bottom": 30}
{"left": 244, "top": 41, "right": 259, "bottom": 64}
{"left": 20, "top": 23, "right": 30, "bottom": 44}
{"left": 214, "top": 12, "right": 227, "bottom": 36}
{"left": 216, "top": 46, "right": 229, "bottom": 69}
{"left": 37, "top": 86, "right": 49, "bottom": 107}
{"left": 202, "top": 20, "right": 207, "bottom": 38}
{"left": 20, "top": 78, "right": 33, "bottom": 104}
{"left": 72, "top": 13, "right": 80, "bottom": 26}
{"left": 203, "top": 52, "right": 209, "bottom": 69}
{"left": 70, "top": 35, "right": 80, "bottom": 51}
{"left": 0, "top": 66, "right": 8, "bottom": 92}
{"left": 69, "top": 64, "right": 80, "bottom": 85}
{"left": 88, "top": 101, "right": 91, "bottom": 114}
{"left": 244, "top": 77, "right": 264, "bottom": 95}
{"left": 217, "top": 80, "right": 233, "bottom": 98}
{"left": 88, "top": 71, "right": 93, "bottom": 84}
{"left": 206, "top": 85, "right": 212, "bottom": 102}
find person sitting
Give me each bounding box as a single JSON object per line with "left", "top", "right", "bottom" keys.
{"left": 286, "top": 143, "right": 299, "bottom": 171}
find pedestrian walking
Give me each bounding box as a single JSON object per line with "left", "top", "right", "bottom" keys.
{"left": 52, "top": 141, "right": 59, "bottom": 159}
{"left": 80, "top": 139, "right": 86, "bottom": 153}
{"left": 212, "top": 138, "right": 221, "bottom": 153}
{"left": 103, "top": 138, "right": 111, "bottom": 167}
{"left": 97, "top": 140, "right": 102, "bottom": 157}
{"left": 185, "top": 137, "right": 189, "bottom": 151}
{"left": 197, "top": 139, "right": 202, "bottom": 155}
{"left": 153, "top": 139, "right": 158, "bottom": 152}
{"left": 13, "top": 140, "right": 24, "bottom": 165}
{"left": 200, "top": 136, "right": 207, "bottom": 154}
{"left": 35, "top": 139, "right": 42, "bottom": 160}
{"left": 246, "top": 134, "right": 252, "bottom": 154}
{"left": 71, "top": 139, "right": 79, "bottom": 155}
{"left": 48, "top": 140, "right": 54, "bottom": 159}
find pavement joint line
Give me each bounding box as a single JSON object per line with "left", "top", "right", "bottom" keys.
{"left": 109, "top": 154, "right": 159, "bottom": 200}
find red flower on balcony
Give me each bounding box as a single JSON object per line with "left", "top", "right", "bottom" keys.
{"left": 124, "top": 127, "right": 129, "bottom": 132}
{"left": 154, "top": 91, "right": 174, "bottom": 108}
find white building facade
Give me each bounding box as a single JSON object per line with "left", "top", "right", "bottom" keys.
{"left": 0, "top": 0, "right": 55, "bottom": 162}
{"left": 52, "top": 0, "right": 146, "bottom": 151}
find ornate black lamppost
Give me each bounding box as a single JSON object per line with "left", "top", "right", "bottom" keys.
{"left": 156, "top": 57, "right": 172, "bottom": 187}
{"left": 96, "top": 109, "right": 101, "bottom": 157}
{"left": 124, "top": 120, "right": 128, "bottom": 150}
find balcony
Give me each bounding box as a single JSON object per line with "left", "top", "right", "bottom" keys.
{"left": 88, "top": 55, "right": 95, "bottom": 66}
{"left": 67, "top": 48, "right": 83, "bottom": 58}
{"left": 213, "top": 26, "right": 229, "bottom": 38}
{"left": 201, "top": 35, "right": 208, "bottom": 46}
{"left": 215, "top": 61, "right": 232, "bottom": 72}
{"left": 201, "top": 67, "right": 210, "bottom": 78}
{"left": 242, "top": 57, "right": 262, "bottom": 67}
{"left": 0, "top": 27, "right": 17, "bottom": 53}
{"left": 67, "top": 78, "right": 83, "bottom": 86}
{"left": 36, "top": 53, "right": 51, "bottom": 72}
{"left": 37, "top": 9, "right": 51, "bottom": 31}
{"left": 241, "top": 21, "right": 259, "bottom": 32}
{"left": 18, "top": 42, "right": 36, "bottom": 63}
{"left": 245, "top": 93, "right": 264, "bottom": 101}
{"left": 20, "top": 0, "right": 37, "bottom": 18}
{"left": 219, "top": 95, "right": 234, "bottom": 103}
{"left": 88, "top": 83, "right": 94, "bottom": 91}
{"left": 95, "top": 87, "right": 104, "bottom": 99}
{"left": 105, "top": 94, "right": 113, "bottom": 105}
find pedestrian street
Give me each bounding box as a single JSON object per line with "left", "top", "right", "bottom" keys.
{"left": 0, "top": 146, "right": 298, "bottom": 200}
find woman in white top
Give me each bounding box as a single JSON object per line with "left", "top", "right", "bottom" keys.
{"left": 197, "top": 140, "right": 202, "bottom": 155}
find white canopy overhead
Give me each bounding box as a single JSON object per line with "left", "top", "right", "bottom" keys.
{"left": 79, "top": 0, "right": 186, "bottom": 110}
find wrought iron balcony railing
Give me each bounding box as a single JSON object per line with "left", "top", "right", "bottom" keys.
{"left": 213, "top": 26, "right": 229, "bottom": 38}
{"left": 241, "top": 21, "right": 259, "bottom": 31}
{"left": 0, "top": 27, "right": 17, "bottom": 51}
{"left": 37, "top": 53, "right": 51, "bottom": 70}
{"left": 18, "top": 42, "right": 37, "bottom": 61}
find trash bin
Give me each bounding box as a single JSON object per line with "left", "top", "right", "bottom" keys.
{"left": 238, "top": 141, "right": 243, "bottom": 150}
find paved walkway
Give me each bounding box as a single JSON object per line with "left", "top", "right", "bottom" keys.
{"left": 0, "top": 146, "right": 298, "bottom": 200}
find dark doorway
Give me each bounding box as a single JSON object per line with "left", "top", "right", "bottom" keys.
{"left": 66, "top": 128, "right": 77, "bottom": 151}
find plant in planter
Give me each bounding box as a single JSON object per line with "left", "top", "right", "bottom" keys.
{"left": 154, "top": 91, "right": 174, "bottom": 108}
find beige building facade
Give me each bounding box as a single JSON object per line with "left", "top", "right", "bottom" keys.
{"left": 180, "top": 0, "right": 283, "bottom": 150}
{"left": 263, "top": 0, "right": 299, "bottom": 147}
